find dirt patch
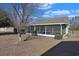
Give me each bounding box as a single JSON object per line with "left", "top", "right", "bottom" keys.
{"left": 0, "top": 34, "right": 79, "bottom": 56}
{"left": 0, "top": 34, "right": 60, "bottom": 56}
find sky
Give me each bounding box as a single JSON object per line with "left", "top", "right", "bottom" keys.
{"left": 2, "top": 3, "right": 79, "bottom": 20}
{"left": 32, "top": 3, "right": 79, "bottom": 19}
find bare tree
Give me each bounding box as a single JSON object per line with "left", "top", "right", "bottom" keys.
{"left": 9, "top": 3, "right": 39, "bottom": 41}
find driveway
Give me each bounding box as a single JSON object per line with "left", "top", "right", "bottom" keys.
{"left": 42, "top": 41, "right": 79, "bottom": 56}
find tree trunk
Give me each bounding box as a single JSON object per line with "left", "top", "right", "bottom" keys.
{"left": 18, "top": 33, "right": 22, "bottom": 41}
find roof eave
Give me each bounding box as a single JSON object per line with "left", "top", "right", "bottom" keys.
{"left": 29, "top": 23, "right": 69, "bottom": 26}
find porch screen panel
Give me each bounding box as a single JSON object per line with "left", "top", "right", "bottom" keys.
{"left": 30, "top": 26, "right": 34, "bottom": 33}
{"left": 46, "top": 25, "right": 52, "bottom": 35}
{"left": 62, "top": 24, "right": 66, "bottom": 34}
{"left": 52, "top": 25, "right": 60, "bottom": 35}
{"left": 39, "top": 26, "right": 45, "bottom": 34}
{"left": 36, "top": 26, "right": 40, "bottom": 33}
{"left": 27, "top": 26, "right": 30, "bottom": 33}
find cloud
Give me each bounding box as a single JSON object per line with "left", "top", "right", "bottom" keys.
{"left": 37, "top": 3, "right": 54, "bottom": 10}
{"left": 41, "top": 10, "right": 70, "bottom": 18}
{"left": 68, "top": 15, "right": 79, "bottom": 17}
{"left": 42, "top": 14, "right": 51, "bottom": 18}
{"left": 76, "top": 10, "right": 79, "bottom": 13}
{"left": 71, "top": 10, "right": 74, "bottom": 13}
{"left": 46, "top": 10, "right": 70, "bottom": 15}
{"left": 30, "top": 16, "right": 38, "bottom": 19}
{"left": 68, "top": 15, "right": 76, "bottom": 17}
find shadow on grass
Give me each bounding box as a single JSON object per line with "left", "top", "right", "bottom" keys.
{"left": 41, "top": 41, "right": 79, "bottom": 56}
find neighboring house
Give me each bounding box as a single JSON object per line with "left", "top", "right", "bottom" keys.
{"left": 0, "top": 27, "right": 14, "bottom": 33}
{"left": 28, "top": 17, "right": 69, "bottom": 37}
{"left": 0, "top": 27, "right": 18, "bottom": 34}
{"left": 0, "top": 17, "right": 17, "bottom": 34}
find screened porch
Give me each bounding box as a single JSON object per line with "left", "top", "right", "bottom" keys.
{"left": 28, "top": 24, "right": 67, "bottom": 35}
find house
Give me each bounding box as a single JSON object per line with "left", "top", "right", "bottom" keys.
{"left": 0, "top": 17, "right": 17, "bottom": 34}
{"left": 0, "top": 27, "right": 17, "bottom": 34}
{"left": 28, "top": 17, "right": 69, "bottom": 37}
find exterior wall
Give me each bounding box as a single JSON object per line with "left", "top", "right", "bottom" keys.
{"left": 0, "top": 27, "right": 14, "bottom": 33}
{"left": 37, "top": 34, "right": 55, "bottom": 37}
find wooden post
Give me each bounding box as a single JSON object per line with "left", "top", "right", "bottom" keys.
{"left": 52, "top": 26, "right": 53, "bottom": 35}
{"left": 45, "top": 26, "right": 47, "bottom": 34}
{"left": 39, "top": 26, "right": 40, "bottom": 33}
{"left": 34, "top": 25, "right": 36, "bottom": 31}
{"left": 60, "top": 24, "right": 62, "bottom": 35}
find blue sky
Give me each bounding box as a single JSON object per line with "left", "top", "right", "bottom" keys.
{"left": 32, "top": 3, "right": 79, "bottom": 19}
{"left": 2, "top": 3, "right": 79, "bottom": 19}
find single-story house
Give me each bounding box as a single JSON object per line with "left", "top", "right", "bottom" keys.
{"left": 28, "top": 17, "right": 69, "bottom": 37}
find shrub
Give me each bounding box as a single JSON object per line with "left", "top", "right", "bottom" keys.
{"left": 32, "top": 30, "right": 37, "bottom": 36}
{"left": 14, "top": 28, "right": 17, "bottom": 34}
{"left": 54, "top": 34, "right": 63, "bottom": 40}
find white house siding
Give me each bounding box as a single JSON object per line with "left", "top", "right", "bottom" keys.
{"left": 0, "top": 27, "right": 14, "bottom": 33}
{"left": 37, "top": 33, "right": 55, "bottom": 37}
